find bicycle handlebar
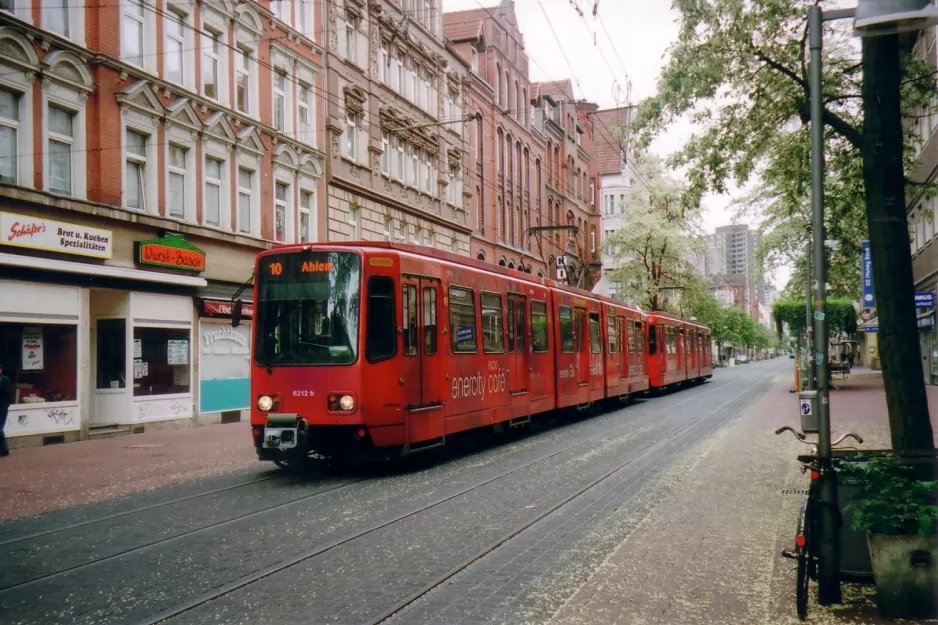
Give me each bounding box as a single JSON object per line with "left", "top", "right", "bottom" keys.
{"left": 832, "top": 432, "right": 864, "bottom": 447}
{"left": 775, "top": 426, "right": 806, "bottom": 441}
{"left": 775, "top": 426, "right": 864, "bottom": 449}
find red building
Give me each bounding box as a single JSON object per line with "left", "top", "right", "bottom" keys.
{"left": 443, "top": 0, "right": 600, "bottom": 286}
{"left": 0, "top": 0, "right": 327, "bottom": 446}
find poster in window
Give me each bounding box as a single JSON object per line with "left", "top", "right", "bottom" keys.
{"left": 167, "top": 340, "right": 189, "bottom": 365}
{"left": 22, "top": 327, "right": 44, "bottom": 371}
{"left": 134, "top": 339, "right": 142, "bottom": 359}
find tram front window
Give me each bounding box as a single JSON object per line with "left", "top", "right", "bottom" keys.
{"left": 255, "top": 251, "right": 361, "bottom": 366}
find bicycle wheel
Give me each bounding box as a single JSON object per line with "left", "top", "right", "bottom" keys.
{"left": 796, "top": 548, "right": 810, "bottom": 620}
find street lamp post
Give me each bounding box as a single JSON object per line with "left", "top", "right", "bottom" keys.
{"left": 807, "top": 0, "right": 938, "bottom": 605}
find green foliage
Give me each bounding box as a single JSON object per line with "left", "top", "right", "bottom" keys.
{"left": 603, "top": 154, "right": 704, "bottom": 312}
{"left": 772, "top": 297, "right": 857, "bottom": 337}
{"left": 841, "top": 457, "right": 938, "bottom": 536}
{"left": 633, "top": 0, "right": 938, "bottom": 299}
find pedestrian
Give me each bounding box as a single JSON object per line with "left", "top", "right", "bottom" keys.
{"left": 0, "top": 362, "right": 11, "bottom": 457}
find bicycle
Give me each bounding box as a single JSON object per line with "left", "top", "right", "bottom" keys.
{"left": 775, "top": 426, "right": 863, "bottom": 620}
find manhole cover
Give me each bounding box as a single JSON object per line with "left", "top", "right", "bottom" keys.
{"left": 780, "top": 489, "right": 809, "bottom": 495}
{"left": 123, "top": 444, "right": 166, "bottom": 449}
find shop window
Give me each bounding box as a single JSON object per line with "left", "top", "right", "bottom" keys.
{"left": 531, "top": 300, "right": 549, "bottom": 353}
{"left": 589, "top": 312, "right": 602, "bottom": 354}
{"left": 559, "top": 306, "right": 574, "bottom": 353}
{"left": 0, "top": 323, "right": 77, "bottom": 403}
{"left": 449, "top": 286, "right": 477, "bottom": 353}
{"left": 365, "top": 277, "right": 396, "bottom": 363}
{"left": 133, "top": 327, "right": 191, "bottom": 396}
{"left": 481, "top": 292, "right": 504, "bottom": 353}
{"left": 97, "top": 319, "right": 126, "bottom": 389}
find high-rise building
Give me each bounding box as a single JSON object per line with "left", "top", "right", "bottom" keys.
{"left": 705, "top": 225, "right": 764, "bottom": 318}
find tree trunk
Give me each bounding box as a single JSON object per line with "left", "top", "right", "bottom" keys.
{"left": 861, "top": 35, "right": 935, "bottom": 453}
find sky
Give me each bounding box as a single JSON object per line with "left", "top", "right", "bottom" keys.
{"left": 441, "top": 0, "right": 791, "bottom": 289}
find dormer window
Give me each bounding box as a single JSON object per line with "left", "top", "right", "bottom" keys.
{"left": 470, "top": 48, "right": 478, "bottom": 72}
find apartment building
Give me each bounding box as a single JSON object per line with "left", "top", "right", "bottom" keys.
{"left": 0, "top": 0, "right": 327, "bottom": 445}
{"left": 324, "top": 0, "right": 471, "bottom": 254}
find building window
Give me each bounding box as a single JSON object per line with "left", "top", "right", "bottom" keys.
{"left": 411, "top": 64, "right": 420, "bottom": 105}
{"left": 47, "top": 105, "right": 73, "bottom": 196}
{"left": 270, "top": 0, "right": 284, "bottom": 21}
{"left": 274, "top": 181, "right": 287, "bottom": 242}
{"left": 167, "top": 144, "right": 187, "bottom": 219}
{"left": 204, "top": 156, "right": 222, "bottom": 227}
{"left": 446, "top": 165, "right": 457, "bottom": 205}
{"left": 299, "top": 190, "right": 312, "bottom": 242}
{"left": 394, "top": 52, "right": 404, "bottom": 94}
{"left": 344, "top": 115, "right": 358, "bottom": 160}
{"left": 125, "top": 130, "right": 147, "bottom": 211}
{"left": 424, "top": 153, "right": 434, "bottom": 194}
{"left": 273, "top": 70, "right": 286, "bottom": 131}
{"left": 346, "top": 12, "right": 357, "bottom": 63}
{"left": 394, "top": 136, "right": 405, "bottom": 180}
{"left": 202, "top": 29, "right": 220, "bottom": 99}
{"left": 122, "top": 0, "right": 145, "bottom": 66}
{"left": 238, "top": 167, "right": 253, "bottom": 234}
{"left": 409, "top": 145, "right": 420, "bottom": 187}
{"left": 589, "top": 179, "right": 595, "bottom": 204}
{"left": 298, "top": 83, "right": 312, "bottom": 142}
{"left": 164, "top": 11, "right": 185, "bottom": 85}
{"left": 46, "top": 0, "right": 70, "bottom": 37}
{"left": 0, "top": 89, "right": 17, "bottom": 185}
{"left": 236, "top": 48, "right": 251, "bottom": 114}
{"left": 379, "top": 41, "right": 388, "bottom": 84}
{"left": 380, "top": 131, "right": 390, "bottom": 175}
{"left": 470, "top": 48, "right": 478, "bottom": 72}
{"left": 349, "top": 204, "right": 359, "bottom": 239}
{"left": 383, "top": 214, "right": 391, "bottom": 240}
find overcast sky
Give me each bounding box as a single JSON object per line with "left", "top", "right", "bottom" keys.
{"left": 442, "top": 0, "right": 791, "bottom": 288}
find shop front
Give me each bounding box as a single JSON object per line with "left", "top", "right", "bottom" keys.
{"left": 197, "top": 298, "right": 253, "bottom": 419}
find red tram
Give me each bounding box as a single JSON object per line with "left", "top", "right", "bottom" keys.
{"left": 238, "top": 243, "right": 712, "bottom": 466}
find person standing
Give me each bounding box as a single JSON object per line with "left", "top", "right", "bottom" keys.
{"left": 0, "top": 363, "right": 11, "bottom": 456}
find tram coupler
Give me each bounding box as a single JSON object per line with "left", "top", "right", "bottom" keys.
{"left": 257, "top": 414, "right": 308, "bottom": 461}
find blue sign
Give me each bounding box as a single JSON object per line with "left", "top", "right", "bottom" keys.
{"left": 915, "top": 292, "right": 935, "bottom": 308}
{"left": 800, "top": 400, "right": 812, "bottom": 416}
{"left": 865, "top": 325, "right": 879, "bottom": 333}
{"left": 861, "top": 241, "right": 874, "bottom": 307}
{"left": 456, "top": 326, "right": 474, "bottom": 343}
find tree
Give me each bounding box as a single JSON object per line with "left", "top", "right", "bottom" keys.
{"left": 634, "top": 0, "right": 935, "bottom": 453}
{"left": 603, "top": 154, "right": 703, "bottom": 313}
{"left": 773, "top": 297, "right": 858, "bottom": 338}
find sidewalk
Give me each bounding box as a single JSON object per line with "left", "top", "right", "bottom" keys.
{"left": 549, "top": 366, "right": 938, "bottom": 625}
{"left": 0, "top": 420, "right": 257, "bottom": 521}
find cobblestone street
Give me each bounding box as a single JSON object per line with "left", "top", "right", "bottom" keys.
{"left": 3, "top": 360, "right": 933, "bottom": 625}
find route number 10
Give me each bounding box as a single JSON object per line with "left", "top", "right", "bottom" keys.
{"left": 269, "top": 262, "right": 283, "bottom": 276}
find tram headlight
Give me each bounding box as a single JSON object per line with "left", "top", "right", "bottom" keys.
{"left": 338, "top": 395, "right": 355, "bottom": 411}
{"left": 257, "top": 395, "right": 274, "bottom": 412}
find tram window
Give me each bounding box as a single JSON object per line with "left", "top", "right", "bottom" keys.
{"left": 514, "top": 300, "right": 524, "bottom": 353}
{"left": 607, "top": 316, "right": 617, "bottom": 354}
{"left": 647, "top": 324, "right": 656, "bottom": 355}
{"left": 637, "top": 322, "right": 645, "bottom": 354}
{"left": 481, "top": 292, "right": 504, "bottom": 353}
{"left": 423, "top": 287, "right": 437, "bottom": 355}
{"left": 403, "top": 285, "right": 418, "bottom": 355}
{"left": 365, "top": 276, "right": 396, "bottom": 363}
{"left": 531, "top": 301, "right": 549, "bottom": 353}
{"left": 626, "top": 321, "right": 634, "bottom": 354}
{"left": 559, "top": 306, "right": 574, "bottom": 353}
{"left": 589, "top": 313, "right": 602, "bottom": 354}
{"left": 449, "top": 286, "right": 477, "bottom": 353}
{"left": 574, "top": 308, "right": 586, "bottom": 353}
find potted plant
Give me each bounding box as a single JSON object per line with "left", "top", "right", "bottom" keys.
{"left": 842, "top": 456, "right": 938, "bottom": 620}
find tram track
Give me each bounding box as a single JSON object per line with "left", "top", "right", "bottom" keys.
{"left": 372, "top": 389, "right": 760, "bottom": 625}
{"left": 135, "top": 376, "right": 747, "bottom": 625}
{"left": 0, "top": 477, "right": 367, "bottom": 593}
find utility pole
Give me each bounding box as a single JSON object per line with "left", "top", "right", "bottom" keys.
{"left": 805, "top": 238, "right": 813, "bottom": 390}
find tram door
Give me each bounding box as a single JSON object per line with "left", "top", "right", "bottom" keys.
{"left": 617, "top": 316, "right": 627, "bottom": 380}
{"left": 402, "top": 276, "right": 443, "bottom": 444}
{"left": 507, "top": 294, "right": 530, "bottom": 416}
{"left": 575, "top": 306, "right": 590, "bottom": 386}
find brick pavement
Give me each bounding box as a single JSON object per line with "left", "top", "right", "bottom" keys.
{"left": 548, "top": 366, "right": 938, "bottom": 625}
{"left": 0, "top": 420, "right": 257, "bottom": 520}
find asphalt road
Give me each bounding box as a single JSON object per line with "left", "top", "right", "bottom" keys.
{"left": 0, "top": 359, "right": 784, "bottom": 625}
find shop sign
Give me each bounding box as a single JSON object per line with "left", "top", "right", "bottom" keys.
{"left": 0, "top": 211, "right": 113, "bottom": 259}
{"left": 918, "top": 316, "right": 935, "bottom": 329}
{"left": 136, "top": 233, "right": 206, "bottom": 272}
{"left": 915, "top": 292, "right": 935, "bottom": 308}
{"left": 202, "top": 299, "right": 254, "bottom": 318}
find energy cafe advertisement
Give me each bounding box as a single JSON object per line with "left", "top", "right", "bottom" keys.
{"left": 0, "top": 212, "right": 113, "bottom": 259}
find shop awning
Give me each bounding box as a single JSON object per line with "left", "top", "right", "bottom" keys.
{"left": 0, "top": 252, "right": 207, "bottom": 287}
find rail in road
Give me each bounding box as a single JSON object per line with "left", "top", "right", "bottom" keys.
{"left": 0, "top": 360, "right": 784, "bottom": 625}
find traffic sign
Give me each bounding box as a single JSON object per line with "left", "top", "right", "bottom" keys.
{"left": 800, "top": 399, "right": 812, "bottom": 417}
